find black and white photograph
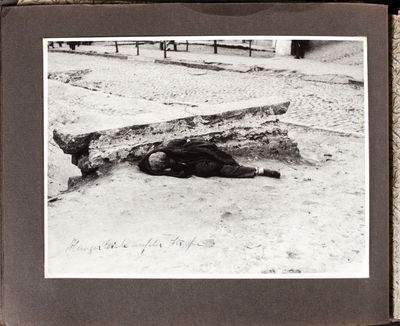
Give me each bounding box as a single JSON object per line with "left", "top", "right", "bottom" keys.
{"left": 44, "top": 36, "right": 368, "bottom": 278}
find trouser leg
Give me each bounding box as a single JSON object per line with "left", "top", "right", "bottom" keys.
{"left": 219, "top": 165, "right": 257, "bottom": 178}
{"left": 194, "top": 161, "right": 223, "bottom": 177}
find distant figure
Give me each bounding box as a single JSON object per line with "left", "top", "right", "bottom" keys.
{"left": 139, "top": 138, "right": 280, "bottom": 179}
{"left": 67, "top": 41, "right": 79, "bottom": 50}
{"left": 291, "top": 40, "right": 308, "bottom": 59}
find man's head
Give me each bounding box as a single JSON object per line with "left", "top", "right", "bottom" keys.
{"left": 148, "top": 152, "right": 170, "bottom": 171}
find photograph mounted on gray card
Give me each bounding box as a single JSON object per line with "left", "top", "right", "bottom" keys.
{"left": 44, "top": 36, "right": 368, "bottom": 278}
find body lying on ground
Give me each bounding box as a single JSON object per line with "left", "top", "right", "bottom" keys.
{"left": 138, "top": 138, "right": 281, "bottom": 179}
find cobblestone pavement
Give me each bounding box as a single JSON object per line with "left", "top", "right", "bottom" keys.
{"left": 48, "top": 52, "right": 365, "bottom": 134}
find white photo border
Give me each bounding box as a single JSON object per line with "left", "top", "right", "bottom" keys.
{"left": 43, "top": 35, "right": 369, "bottom": 279}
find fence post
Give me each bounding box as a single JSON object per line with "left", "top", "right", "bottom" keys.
{"left": 163, "top": 41, "right": 167, "bottom": 59}
{"left": 136, "top": 41, "right": 139, "bottom": 55}
{"left": 213, "top": 40, "right": 218, "bottom": 54}
{"left": 249, "top": 40, "right": 252, "bottom": 57}
{"left": 115, "top": 41, "right": 119, "bottom": 53}
{"left": 186, "top": 41, "right": 189, "bottom": 52}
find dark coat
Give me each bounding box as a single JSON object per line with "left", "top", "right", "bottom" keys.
{"left": 138, "top": 138, "right": 239, "bottom": 178}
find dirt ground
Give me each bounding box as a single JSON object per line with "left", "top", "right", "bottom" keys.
{"left": 46, "top": 50, "right": 367, "bottom": 277}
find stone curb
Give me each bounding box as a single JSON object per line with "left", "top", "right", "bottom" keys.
{"left": 49, "top": 49, "right": 128, "bottom": 60}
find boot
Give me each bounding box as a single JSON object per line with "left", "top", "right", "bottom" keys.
{"left": 262, "top": 169, "right": 281, "bottom": 179}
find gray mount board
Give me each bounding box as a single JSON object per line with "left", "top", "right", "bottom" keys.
{"left": 1, "top": 3, "right": 389, "bottom": 325}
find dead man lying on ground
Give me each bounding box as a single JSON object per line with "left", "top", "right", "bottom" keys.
{"left": 139, "top": 138, "right": 281, "bottom": 179}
